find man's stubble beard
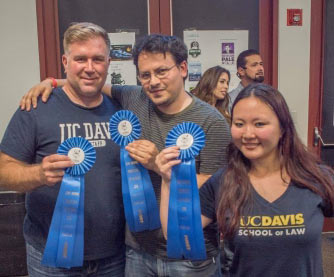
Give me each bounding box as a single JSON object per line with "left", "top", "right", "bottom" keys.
{"left": 254, "top": 75, "right": 265, "bottom": 83}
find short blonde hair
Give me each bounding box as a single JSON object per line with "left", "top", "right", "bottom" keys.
{"left": 63, "top": 22, "right": 110, "bottom": 54}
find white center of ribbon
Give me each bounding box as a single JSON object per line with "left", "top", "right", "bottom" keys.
{"left": 176, "top": 133, "right": 194, "bottom": 150}
{"left": 68, "top": 147, "right": 85, "bottom": 164}
{"left": 118, "top": 120, "right": 133, "bottom": 136}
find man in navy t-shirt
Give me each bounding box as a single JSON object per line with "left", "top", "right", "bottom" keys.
{"left": 0, "top": 22, "right": 125, "bottom": 276}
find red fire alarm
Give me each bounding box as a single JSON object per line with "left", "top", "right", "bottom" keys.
{"left": 287, "top": 9, "right": 303, "bottom": 26}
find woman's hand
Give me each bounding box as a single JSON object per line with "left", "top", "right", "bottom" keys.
{"left": 157, "top": 146, "right": 180, "bottom": 239}
{"left": 155, "top": 146, "right": 181, "bottom": 184}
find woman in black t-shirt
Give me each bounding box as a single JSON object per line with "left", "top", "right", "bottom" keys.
{"left": 157, "top": 83, "right": 334, "bottom": 276}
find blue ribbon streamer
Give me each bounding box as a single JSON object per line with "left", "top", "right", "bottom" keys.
{"left": 110, "top": 110, "right": 160, "bottom": 232}
{"left": 165, "top": 122, "right": 207, "bottom": 260}
{"left": 42, "top": 137, "right": 95, "bottom": 268}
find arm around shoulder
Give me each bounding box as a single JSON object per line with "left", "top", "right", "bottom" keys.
{"left": 20, "top": 78, "right": 65, "bottom": 111}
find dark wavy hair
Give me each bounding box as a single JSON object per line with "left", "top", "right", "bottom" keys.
{"left": 132, "top": 34, "right": 188, "bottom": 69}
{"left": 237, "top": 49, "right": 260, "bottom": 69}
{"left": 191, "top": 66, "right": 231, "bottom": 121}
{"left": 217, "top": 83, "right": 334, "bottom": 238}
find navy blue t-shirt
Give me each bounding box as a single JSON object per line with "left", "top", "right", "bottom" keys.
{"left": 0, "top": 88, "right": 124, "bottom": 260}
{"left": 200, "top": 168, "right": 333, "bottom": 277}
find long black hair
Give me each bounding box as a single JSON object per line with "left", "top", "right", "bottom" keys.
{"left": 217, "top": 83, "right": 334, "bottom": 238}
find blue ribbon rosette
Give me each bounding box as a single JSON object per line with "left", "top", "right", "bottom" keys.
{"left": 109, "top": 110, "right": 160, "bottom": 232}
{"left": 165, "top": 122, "right": 207, "bottom": 260}
{"left": 42, "top": 137, "right": 96, "bottom": 268}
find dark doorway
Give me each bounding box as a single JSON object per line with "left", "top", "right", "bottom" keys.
{"left": 320, "top": 0, "right": 334, "bottom": 166}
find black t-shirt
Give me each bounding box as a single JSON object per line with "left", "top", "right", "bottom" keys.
{"left": 200, "top": 168, "right": 333, "bottom": 277}
{"left": 0, "top": 88, "right": 125, "bottom": 260}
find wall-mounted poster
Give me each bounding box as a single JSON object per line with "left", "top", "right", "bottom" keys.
{"left": 221, "top": 42, "right": 235, "bottom": 65}
{"left": 184, "top": 30, "right": 248, "bottom": 92}
{"left": 188, "top": 62, "right": 202, "bottom": 82}
{"left": 107, "top": 32, "right": 137, "bottom": 85}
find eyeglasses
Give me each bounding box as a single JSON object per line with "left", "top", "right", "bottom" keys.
{"left": 137, "top": 64, "right": 177, "bottom": 83}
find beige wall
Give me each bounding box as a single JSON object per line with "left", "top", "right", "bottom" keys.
{"left": 0, "top": 0, "right": 314, "bottom": 145}
{"left": 0, "top": 0, "right": 40, "bottom": 139}
{"left": 278, "top": 0, "right": 311, "bottom": 144}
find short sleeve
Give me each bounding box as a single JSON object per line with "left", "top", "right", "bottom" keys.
{"left": 110, "top": 85, "right": 124, "bottom": 104}
{"left": 0, "top": 108, "right": 37, "bottom": 163}
{"left": 111, "top": 85, "right": 142, "bottom": 110}
{"left": 200, "top": 168, "right": 224, "bottom": 221}
{"left": 198, "top": 118, "right": 231, "bottom": 174}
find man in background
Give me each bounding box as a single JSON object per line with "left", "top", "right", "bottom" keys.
{"left": 229, "top": 49, "right": 264, "bottom": 106}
